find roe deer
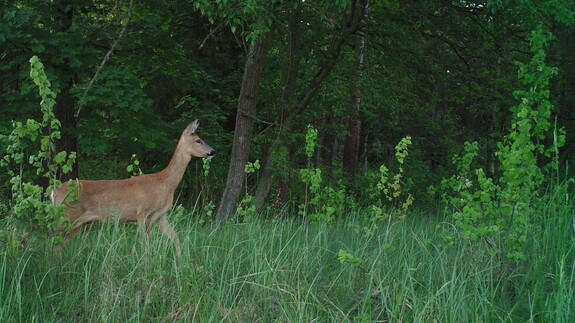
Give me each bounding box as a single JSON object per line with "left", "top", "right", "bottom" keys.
{"left": 51, "top": 120, "right": 214, "bottom": 256}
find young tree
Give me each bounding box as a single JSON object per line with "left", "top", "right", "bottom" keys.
{"left": 342, "top": 0, "right": 368, "bottom": 178}
{"left": 216, "top": 35, "right": 270, "bottom": 222}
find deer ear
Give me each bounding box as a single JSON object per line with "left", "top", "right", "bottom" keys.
{"left": 186, "top": 120, "right": 199, "bottom": 135}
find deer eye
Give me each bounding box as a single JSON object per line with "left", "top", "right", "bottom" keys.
{"left": 195, "top": 139, "right": 202, "bottom": 144}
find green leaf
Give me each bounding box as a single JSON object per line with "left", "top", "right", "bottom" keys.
{"left": 54, "top": 151, "right": 67, "bottom": 164}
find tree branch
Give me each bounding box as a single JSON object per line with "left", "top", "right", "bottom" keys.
{"left": 75, "top": 0, "right": 133, "bottom": 117}
{"left": 199, "top": 19, "right": 229, "bottom": 49}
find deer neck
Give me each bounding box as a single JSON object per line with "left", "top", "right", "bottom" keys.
{"left": 161, "top": 140, "right": 191, "bottom": 191}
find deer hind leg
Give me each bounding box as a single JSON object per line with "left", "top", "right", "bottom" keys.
{"left": 136, "top": 206, "right": 158, "bottom": 235}
{"left": 135, "top": 209, "right": 154, "bottom": 254}
{"left": 157, "top": 216, "right": 181, "bottom": 257}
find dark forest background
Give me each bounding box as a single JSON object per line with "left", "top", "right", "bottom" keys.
{"left": 2, "top": 0, "right": 574, "bottom": 219}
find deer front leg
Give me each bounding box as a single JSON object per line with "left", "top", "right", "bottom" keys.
{"left": 64, "top": 212, "right": 102, "bottom": 241}
{"left": 157, "top": 216, "right": 181, "bottom": 257}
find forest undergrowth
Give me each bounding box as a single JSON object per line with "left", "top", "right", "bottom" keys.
{"left": 0, "top": 192, "right": 573, "bottom": 322}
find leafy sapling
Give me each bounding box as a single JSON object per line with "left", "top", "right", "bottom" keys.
{"left": 441, "top": 27, "right": 561, "bottom": 261}
{"left": 127, "top": 154, "right": 144, "bottom": 177}
{"left": 371, "top": 136, "right": 413, "bottom": 217}
{"left": 299, "top": 125, "right": 345, "bottom": 223}
{"left": 236, "top": 160, "right": 260, "bottom": 221}
{"left": 1, "top": 56, "right": 77, "bottom": 241}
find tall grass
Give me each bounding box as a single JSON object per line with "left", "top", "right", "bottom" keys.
{"left": 0, "top": 188, "right": 573, "bottom": 321}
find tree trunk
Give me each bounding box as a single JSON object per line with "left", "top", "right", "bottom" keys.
{"left": 254, "top": 8, "right": 302, "bottom": 210}
{"left": 342, "top": 107, "right": 361, "bottom": 177}
{"left": 215, "top": 35, "right": 270, "bottom": 223}
{"left": 488, "top": 56, "right": 502, "bottom": 177}
{"left": 320, "top": 105, "right": 337, "bottom": 169}
{"left": 50, "top": 0, "right": 79, "bottom": 184}
{"left": 55, "top": 90, "right": 79, "bottom": 180}
{"left": 359, "top": 122, "right": 369, "bottom": 173}
{"left": 342, "top": 0, "right": 368, "bottom": 178}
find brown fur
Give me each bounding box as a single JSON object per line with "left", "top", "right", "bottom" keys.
{"left": 51, "top": 120, "right": 214, "bottom": 256}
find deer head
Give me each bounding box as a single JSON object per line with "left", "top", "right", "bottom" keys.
{"left": 182, "top": 120, "right": 215, "bottom": 158}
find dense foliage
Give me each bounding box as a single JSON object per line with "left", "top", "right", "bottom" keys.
{"left": 1, "top": 0, "right": 573, "bottom": 239}
{"left": 0, "top": 0, "right": 573, "bottom": 200}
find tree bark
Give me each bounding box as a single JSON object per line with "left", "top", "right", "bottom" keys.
{"left": 55, "top": 90, "right": 79, "bottom": 180}
{"left": 488, "top": 56, "right": 502, "bottom": 177}
{"left": 342, "top": 104, "right": 361, "bottom": 177}
{"left": 342, "top": 0, "right": 368, "bottom": 178}
{"left": 215, "top": 35, "right": 270, "bottom": 223}
{"left": 320, "top": 105, "right": 337, "bottom": 168}
{"left": 254, "top": 8, "right": 302, "bottom": 210}
{"left": 359, "top": 121, "right": 369, "bottom": 173}
{"left": 53, "top": 0, "right": 79, "bottom": 182}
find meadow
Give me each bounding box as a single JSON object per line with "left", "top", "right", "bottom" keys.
{"left": 1, "top": 200, "right": 573, "bottom": 322}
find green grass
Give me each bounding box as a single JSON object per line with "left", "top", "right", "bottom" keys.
{"left": 0, "top": 199, "right": 573, "bottom": 322}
